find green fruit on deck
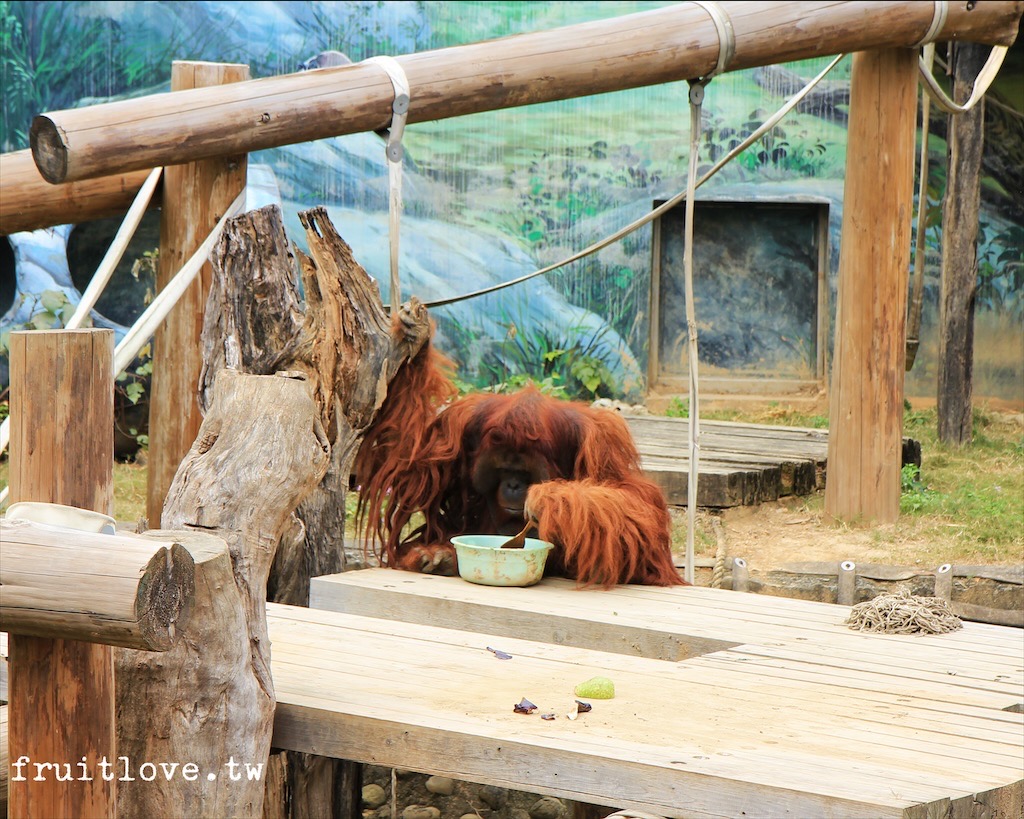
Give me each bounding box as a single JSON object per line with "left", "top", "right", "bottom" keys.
{"left": 574, "top": 676, "right": 615, "bottom": 699}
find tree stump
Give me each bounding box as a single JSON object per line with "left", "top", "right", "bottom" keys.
{"left": 200, "top": 204, "right": 433, "bottom": 604}
{"left": 194, "top": 204, "right": 433, "bottom": 817}
{"left": 115, "top": 372, "right": 330, "bottom": 818}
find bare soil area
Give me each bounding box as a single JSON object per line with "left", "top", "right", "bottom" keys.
{"left": 709, "top": 499, "right": 945, "bottom": 571}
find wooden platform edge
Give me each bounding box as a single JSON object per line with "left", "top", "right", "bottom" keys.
{"left": 308, "top": 577, "right": 739, "bottom": 662}
{"left": 905, "top": 779, "right": 1024, "bottom": 819}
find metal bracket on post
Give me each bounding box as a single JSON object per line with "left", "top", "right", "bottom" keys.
{"left": 364, "top": 55, "right": 410, "bottom": 315}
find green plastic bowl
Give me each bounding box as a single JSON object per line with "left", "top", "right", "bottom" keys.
{"left": 451, "top": 535, "right": 553, "bottom": 587}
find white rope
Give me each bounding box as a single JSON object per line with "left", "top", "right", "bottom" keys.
{"left": 912, "top": 0, "right": 949, "bottom": 48}
{"left": 682, "top": 80, "right": 705, "bottom": 587}
{"left": 919, "top": 44, "right": 1007, "bottom": 115}
{"left": 1, "top": 168, "right": 164, "bottom": 503}
{"left": 690, "top": 1, "right": 735, "bottom": 79}
{"left": 113, "top": 190, "right": 246, "bottom": 375}
{"left": 66, "top": 167, "right": 163, "bottom": 330}
{"left": 425, "top": 53, "right": 848, "bottom": 309}
{"left": 907, "top": 44, "right": 936, "bottom": 368}
{"left": 364, "top": 55, "right": 410, "bottom": 315}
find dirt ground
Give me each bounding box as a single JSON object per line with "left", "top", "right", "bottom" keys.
{"left": 677, "top": 494, "right": 1016, "bottom": 583}
{"left": 708, "top": 500, "right": 920, "bottom": 569}
{"left": 654, "top": 394, "right": 1023, "bottom": 576}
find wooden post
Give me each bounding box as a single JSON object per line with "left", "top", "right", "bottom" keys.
{"left": 147, "top": 61, "right": 249, "bottom": 527}
{"left": 938, "top": 42, "right": 986, "bottom": 446}
{"left": 116, "top": 370, "right": 330, "bottom": 818}
{"left": 824, "top": 48, "right": 917, "bottom": 524}
{"left": 6, "top": 328, "right": 116, "bottom": 819}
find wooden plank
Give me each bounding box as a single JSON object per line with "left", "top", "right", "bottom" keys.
{"left": 270, "top": 642, "right": 1019, "bottom": 778}
{"left": 627, "top": 416, "right": 824, "bottom": 504}
{"left": 311, "top": 571, "right": 737, "bottom": 662}
{"left": 626, "top": 416, "right": 830, "bottom": 445}
{"left": 309, "top": 571, "right": 1024, "bottom": 704}
{"left": 641, "top": 447, "right": 796, "bottom": 501}
{"left": 641, "top": 458, "right": 758, "bottom": 507}
{"left": 146, "top": 61, "right": 249, "bottom": 527}
{"left": 268, "top": 603, "right": 1024, "bottom": 818}
{"left": 6, "top": 329, "right": 117, "bottom": 819}
{"left": 624, "top": 415, "right": 927, "bottom": 505}
{"left": 286, "top": 604, "right": 1022, "bottom": 735}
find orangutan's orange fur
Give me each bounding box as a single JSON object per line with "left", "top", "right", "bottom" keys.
{"left": 355, "top": 329, "right": 685, "bottom": 588}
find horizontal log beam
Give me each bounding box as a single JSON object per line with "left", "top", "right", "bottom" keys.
{"left": 30, "top": 1, "right": 1023, "bottom": 184}
{"left": 0, "top": 149, "right": 155, "bottom": 234}
{"left": 0, "top": 518, "right": 195, "bottom": 650}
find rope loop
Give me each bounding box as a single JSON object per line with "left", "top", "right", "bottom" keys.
{"left": 918, "top": 44, "right": 1007, "bottom": 115}
{"left": 912, "top": 0, "right": 1007, "bottom": 116}
{"left": 690, "top": 0, "right": 735, "bottom": 80}
{"left": 912, "top": 0, "right": 948, "bottom": 48}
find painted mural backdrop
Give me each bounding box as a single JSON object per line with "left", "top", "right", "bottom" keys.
{"left": 1, "top": 1, "right": 1021, "bottom": 403}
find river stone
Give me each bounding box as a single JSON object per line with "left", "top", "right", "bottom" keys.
{"left": 529, "top": 796, "right": 566, "bottom": 819}
{"left": 425, "top": 775, "right": 455, "bottom": 795}
{"left": 477, "top": 784, "right": 508, "bottom": 808}
{"left": 362, "top": 783, "right": 387, "bottom": 809}
{"left": 402, "top": 807, "right": 440, "bottom": 819}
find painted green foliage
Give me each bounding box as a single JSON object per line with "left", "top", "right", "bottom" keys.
{"left": 2, "top": 1, "right": 1020, "bottom": 401}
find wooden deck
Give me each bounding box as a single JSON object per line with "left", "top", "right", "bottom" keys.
{"left": 265, "top": 569, "right": 1024, "bottom": 818}
{"left": 624, "top": 415, "right": 921, "bottom": 507}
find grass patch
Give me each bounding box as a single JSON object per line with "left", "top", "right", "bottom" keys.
{"left": 889, "top": 406, "right": 1023, "bottom": 563}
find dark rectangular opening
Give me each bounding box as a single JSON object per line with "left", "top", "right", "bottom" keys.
{"left": 649, "top": 197, "right": 830, "bottom": 396}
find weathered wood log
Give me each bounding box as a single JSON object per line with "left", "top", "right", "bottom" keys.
{"left": 0, "top": 149, "right": 155, "bottom": 235}
{"left": 29, "top": 2, "right": 1022, "bottom": 184}
{"left": 200, "top": 205, "right": 431, "bottom": 817}
{"left": 115, "top": 371, "right": 330, "bottom": 819}
{"left": 0, "top": 518, "right": 194, "bottom": 650}
{"left": 147, "top": 61, "right": 249, "bottom": 529}
{"left": 6, "top": 328, "right": 118, "bottom": 819}
{"left": 114, "top": 531, "right": 236, "bottom": 818}
{"left": 938, "top": 43, "right": 987, "bottom": 446}
{"left": 200, "top": 204, "right": 433, "bottom": 604}
{"left": 824, "top": 48, "right": 917, "bottom": 524}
